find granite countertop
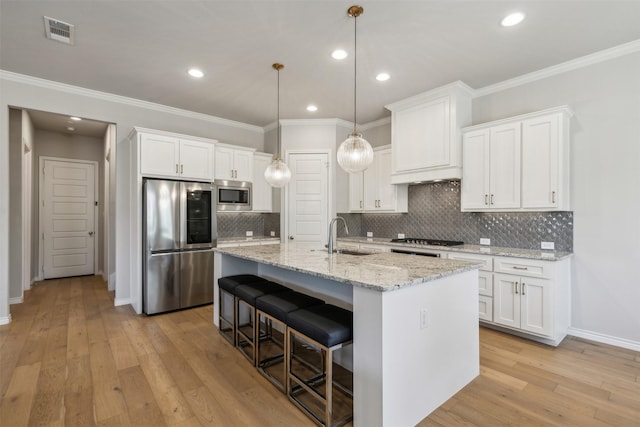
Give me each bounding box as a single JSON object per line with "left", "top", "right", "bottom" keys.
{"left": 338, "top": 237, "right": 573, "bottom": 261}
{"left": 218, "top": 236, "right": 280, "bottom": 244}
{"left": 214, "top": 242, "right": 482, "bottom": 292}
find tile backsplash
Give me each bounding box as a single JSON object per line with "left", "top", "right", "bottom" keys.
{"left": 339, "top": 181, "right": 573, "bottom": 252}
{"left": 217, "top": 212, "right": 280, "bottom": 238}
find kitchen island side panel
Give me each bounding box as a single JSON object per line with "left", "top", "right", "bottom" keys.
{"left": 353, "top": 269, "right": 479, "bottom": 427}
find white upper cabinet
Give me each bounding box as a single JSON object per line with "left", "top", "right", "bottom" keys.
{"left": 461, "top": 106, "right": 572, "bottom": 212}
{"left": 349, "top": 146, "right": 408, "bottom": 213}
{"left": 215, "top": 145, "right": 255, "bottom": 181}
{"left": 139, "top": 130, "right": 215, "bottom": 181}
{"left": 385, "top": 81, "right": 473, "bottom": 184}
{"left": 252, "top": 152, "right": 273, "bottom": 212}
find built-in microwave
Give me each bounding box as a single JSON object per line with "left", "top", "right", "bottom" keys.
{"left": 215, "top": 180, "right": 252, "bottom": 211}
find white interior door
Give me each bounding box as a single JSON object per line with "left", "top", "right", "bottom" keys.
{"left": 41, "top": 158, "right": 97, "bottom": 279}
{"left": 286, "top": 152, "right": 329, "bottom": 244}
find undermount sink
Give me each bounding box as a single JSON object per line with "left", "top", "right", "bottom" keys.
{"left": 333, "top": 249, "right": 374, "bottom": 256}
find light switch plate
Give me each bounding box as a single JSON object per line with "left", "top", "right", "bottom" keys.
{"left": 398, "top": 233, "right": 405, "bottom": 239}
{"left": 366, "top": 231, "right": 373, "bottom": 238}
{"left": 480, "top": 238, "right": 490, "bottom": 246}
{"left": 541, "top": 241, "right": 555, "bottom": 250}
{"left": 246, "top": 231, "right": 253, "bottom": 237}
{"left": 270, "top": 231, "right": 275, "bottom": 237}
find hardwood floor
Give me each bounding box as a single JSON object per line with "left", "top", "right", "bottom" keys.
{"left": 1, "top": 276, "right": 639, "bottom": 426}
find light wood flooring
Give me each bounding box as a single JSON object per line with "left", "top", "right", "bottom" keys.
{"left": 1, "top": 276, "right": 639, "bottom": 426}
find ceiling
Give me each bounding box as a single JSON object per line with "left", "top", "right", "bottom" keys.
{"left": 27, "top": 109, "right": 110, "bottom": 138}
{"left": 2, "top": 1, "right": 640, "bottom": 129}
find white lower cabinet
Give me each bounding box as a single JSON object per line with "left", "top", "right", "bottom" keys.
{"left": 494, "top": 273, "right": 552, "bottom": 337}
{"left": 448, "top": 253, "right": 494, "bottom": 321}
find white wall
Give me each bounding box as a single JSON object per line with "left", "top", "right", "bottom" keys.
{"left": 0, "top": 72, "right": 265, "bottom": 322}
{"left": 472, "top": 52, "right": 640, "bottom": 344}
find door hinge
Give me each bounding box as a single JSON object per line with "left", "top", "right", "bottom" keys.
{"left": 95, "top": 201, "right": 98, "bottom": 206}
{"left": 42, "top": 232, "right": 44, "bottom": 240}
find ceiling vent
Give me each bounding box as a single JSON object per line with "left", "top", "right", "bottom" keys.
{"left": 43, "top": 16, "right": 75, "bottom": 45}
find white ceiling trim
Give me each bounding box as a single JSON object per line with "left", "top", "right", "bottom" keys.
{"left": 474, "top": 39, "right": 640, "bottom": 98}
{"left": 360, "top": 116, "right": 391, "bottom": 131}
{"left": 0, "top": 70, "right": 264, "bottom": 134}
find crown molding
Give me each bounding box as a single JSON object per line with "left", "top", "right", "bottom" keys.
{"left": 475, "top": 39, "right": 640, "bottom": 97}
{"left": 360, "top": 116, "right": 391, "bottom": 131}
{"left": 0, "top": 70, "right": 264, "bottom": 134}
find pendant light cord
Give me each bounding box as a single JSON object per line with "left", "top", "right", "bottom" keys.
{"left": 277, "top": 66, "right": 281, "bottom": 160}
{"left": 353, "top": 14, "right": 358, "bottom": 135}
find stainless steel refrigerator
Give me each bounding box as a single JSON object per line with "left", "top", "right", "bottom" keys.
{"left": 143, "top": 179, "right": 216, "bottom": 315}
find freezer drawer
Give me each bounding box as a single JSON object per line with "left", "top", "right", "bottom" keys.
{"left": 180, "top": 249, "right": 214, "bottom": 308}
{"left": 145, "top": 252, "right": 181, "bottom": 314}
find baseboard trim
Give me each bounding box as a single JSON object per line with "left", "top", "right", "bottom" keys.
{"left": 9, "top": 297, "right": 24, "bottom": 305}
{"left": 567, "top": 327, "right": 640, "bottom": 352}
{"left": 0, "top": 314, "right": 12, "bottom": 325}
{"left": 114, "top": 297, "right": 132, "bottom": 307}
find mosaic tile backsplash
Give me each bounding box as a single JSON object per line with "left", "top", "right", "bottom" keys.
{"left": 339, "top": 181, "right": 573, "bottom": 252}
{"left": 217, "top": 212, "right": 280, "bottom": 239}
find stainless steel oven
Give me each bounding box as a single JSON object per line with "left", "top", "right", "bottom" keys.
{"left": 215, "top": 180, "right": 252, "bottom": 211}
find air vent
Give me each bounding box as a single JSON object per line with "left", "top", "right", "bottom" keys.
{"left": 44, "top": 16, "right": 75, "bottom": 45}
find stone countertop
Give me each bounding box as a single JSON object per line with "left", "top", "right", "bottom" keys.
{"left": 214, "top": 242, "right": 481, "bottom": 292}
{"left": 338, "top": 237, "right": 573, "bottom": 261}
{"left": 217, "top": 236, "right": 280, "bottom": 244}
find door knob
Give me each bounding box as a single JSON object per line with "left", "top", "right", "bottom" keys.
{"left": 289, "top": 236, "right": 294, "bottom": 240}
{"left": 88, "top": 231, "right": 94, "bottom": 236}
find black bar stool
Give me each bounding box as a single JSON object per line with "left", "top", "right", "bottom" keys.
{"left": 286, "top": 304, "right": 353, "bottom": 427}
{"left": 235, "top": 280, "right": 289, "bottom": 364}
{"left": 255, "top": 291, "right": 324, "bottom": 392}
{"left": 218, "top": 275, "right": 267, "bottom": 345}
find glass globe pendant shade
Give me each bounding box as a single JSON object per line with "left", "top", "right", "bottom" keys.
{"left": 264, "top": 157, "right": 291, "bottom": 188}
{"left": 337, "top": 133, "right": 374, "bottom": 173}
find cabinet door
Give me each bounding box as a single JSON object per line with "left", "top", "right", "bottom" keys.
{"left": 252, "top": 154, "right": 272, "bottom": 212}
{"left": 520, "top": 277, "right": 553, "bottom": 337}
{"left": 214, "top": 147, "right": 234, "bottom": 180}
{"left": 348, "top": 172, "right": 364, "bottom": 212}
{"left": 521, "top": 114, "right": 559, "bottom": 209}
{"left": 489, "top": 123, "right": 521, "bottom": 209}
{"left": 461, "top": 130, "right": 490, "bottom": 210}
{"left": 363, "top": 159, "right": 378, "bottom": 211}
{"left": 233, "top": 150, "right": 254, "bottom": 182}
{"left": 392, "top": 96, "right": 450, "bottom": 173}
{"left": 179, "top": 139, "right": 213, "bottom": 181}
{"left": 376, "top": 149, "right": 397, "bottom": 210}
{"left": 478, "top": 295, "right": 493, "bottom": 322}
{"left": 493, "top": 273, "right": 520, "bottom": 328}
{"left": 140, "top": 133, "right": 179, "bottom": 177}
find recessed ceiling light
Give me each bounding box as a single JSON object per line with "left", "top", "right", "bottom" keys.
{"left": 66, "top": 126, "right": 75, "bottom": 131}
{"left": 376, "top": 73, "right": 390, "bottom": 82}
{"left": 306, "top": 105, "right": 318, "bottom": 112}
{"left": 69, "top": 116, "right": 82, "bottom": 121}
{"left": 188, "top": 68, "right": 204, "bottom": 78}
{"left": 501, "top": 12, "right": 525, "bottom": 27}
{"left": 331, "top": 49, "right": 348, "bottom": 60}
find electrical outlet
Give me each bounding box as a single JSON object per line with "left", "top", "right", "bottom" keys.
{"left": 246, "top": 231, "right": 253, "bottom": 237}
{"left": 420, "top": 308, "right": 429, "bottom": 329}
{"left": 541, "top": 241, "right": 555, "bottom": 250}
{"left": 270, "top": 231, "right": 275, "bottom": 237}
{"left": 480, "top": 238, "right": 491, "bottom": 246}
{"left": 398, "top": 233, "right": 405, "bottom": 239}
{"left": 366, "top": 231, "right": 373, "bottom": 238}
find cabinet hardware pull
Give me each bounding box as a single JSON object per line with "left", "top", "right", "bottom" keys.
{"left": 522, "top": 283, "right": 526, "bottom": 295}
{"left": 513, "top": 266, "right": 528, "bottom": 270}
{"left": 515, "top": 282, "right": 519, "bottom": 294}
{"left": 176, "top": 164, "right": 179, "bottom": 173}
{"left": 552, "top": 191, "right": 556, "bottom": 203}
{"left": 484, "top": 194, "right": 488, "bottom": 205}
{"left": 180, "top": 164, "right": 183, "bottom": 174}
{"left": 490, "top": 194, "right": 494, "bottom": 205}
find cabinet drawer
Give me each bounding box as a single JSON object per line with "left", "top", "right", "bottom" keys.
{"left": 478, "top": 271, "right": 493, "bottom": 297}
{"left": 494, "top": 257, "right": 551, "bottom": 279}
{"left": 479, "top": 295, "right": 493, "bottom": 322}
{"left": 448, "top": 253, "right": 493, "bottom": 271}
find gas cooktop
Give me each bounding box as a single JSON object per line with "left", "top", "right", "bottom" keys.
{"left": 390, "top": 238, "right": 465, "bottom": 247}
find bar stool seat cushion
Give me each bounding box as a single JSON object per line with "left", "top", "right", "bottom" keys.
{"left": 235, "top": 281, "right": 289, "bottom": 306}
{"left": 287, "top": 304, "right": 352, "bottom": 347}
{"left": 256, "top": 291, "right": 324, "bottom": 323}
{"left": 218, "top": 274, "right": 266, "bottom": 293}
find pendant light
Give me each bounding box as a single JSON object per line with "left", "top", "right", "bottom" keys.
{"left": 337, "top": 5, "right": 374, "bottom": 174}
{"left": 264, "top": 63, "right": 291, "bottom": 187}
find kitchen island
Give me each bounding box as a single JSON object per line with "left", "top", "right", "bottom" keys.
{"left": 213, "top": 242, "right": 482, "bottom": 427}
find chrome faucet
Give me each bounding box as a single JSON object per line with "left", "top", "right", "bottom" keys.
{"left": 328, "top": 217, "right": 349, "bottom": 254}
